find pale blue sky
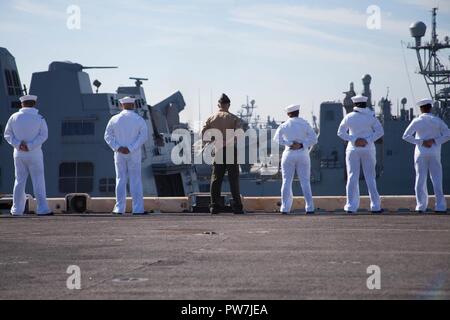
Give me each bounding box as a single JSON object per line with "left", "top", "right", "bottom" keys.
{"left": 1, "top": 0, "right": 449, "bottom": 126}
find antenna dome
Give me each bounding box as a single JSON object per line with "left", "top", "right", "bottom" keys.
{"left": 410, "top": 21, "right": 426, "bottom": 38}
{"left": 362, "top": 74, "right": 372, "bottom": 84}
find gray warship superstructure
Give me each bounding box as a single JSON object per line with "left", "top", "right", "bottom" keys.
{"left": 1, "top": 8, "right": 449, "bottom": 200}
{"left": 195, "top": 8, "right": 450, "bottom": 197}
{"left": 0, "top": 50, "right": 198, "bottom": 197}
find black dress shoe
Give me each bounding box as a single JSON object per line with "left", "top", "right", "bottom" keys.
{"left": 210, "top": 207, "right": 220, "bottom": 215}
{"left": 306, "top": 211, "right": 315, "bottom": 215}
{"left": 112, "top": 212, "right": 124, "bottom": 216}
{"left": 280, "top": 212, "right": 289, "bottom": 215}
{"left": 232, "top": 204, "right": 244, "bottom": 215}
{"left": 38, "top": 212, "right": 54, "bottom": 216}
{"left": 371, "top": 209, "right": 384, "bottom": 214}
{"left": 435, "top": 210, "right": 447, "bottom": 214}
{"left": 346, "top": 211, "right": 355, "bottom": 214}
{"left": 133, "top": 212, "right": 149, "bottom": 216}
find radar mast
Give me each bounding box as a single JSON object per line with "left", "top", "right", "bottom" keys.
{"left": 408, "top": 8, "right": 450, "bottom": 119}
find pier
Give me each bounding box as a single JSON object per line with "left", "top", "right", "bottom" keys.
{"left": 0, "top": 209, "right": 449, "bottom": 299}
{"left": 1, "top": 196, "right": 449, "bottom": 299}
{"left": 14, "top": 195, "right": 450, "bottom": 214}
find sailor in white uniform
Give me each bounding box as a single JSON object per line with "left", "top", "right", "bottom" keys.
{"left": 402, "top": 98, "right": 450, "bottom": 213}
{"left": 104, "top": 97, "right": 149, "bottom": 215}
{"left": 4, "top": 95, "right": 52, "bottom": 216}
{"left": 337, "top": 95, "right": 384, "bottom": 213}
{"left": 273, "top": 104, "right": 318, "bottom": 214}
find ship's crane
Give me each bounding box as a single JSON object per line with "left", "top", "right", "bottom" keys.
{"left": 409, "top": 7, "right": 450, "bottom": 119}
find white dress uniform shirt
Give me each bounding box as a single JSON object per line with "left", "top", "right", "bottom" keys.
{"left": 337, "top": 107, "right": 384, "bottom": 212}
{"left": 104, "top": 110, "right": 148, "bottom": 214}
{"left": 273, "top": 117, "right": 318, "bottom": 213}
{"left": 4, "top": 108, "right": 48, "bottom": 154}
{"left": 403, "top": 113, "right": 450, "bottom": 212}
{"left": 274, "top": 117, "right": 318, "bottom": 152}
{"left": 337, "top": 107, "right": 384, "bottom": 151}
{"left": 403, "top": 113, "right": 450, "bottom": 155}
{"left": 4, "top": 108, "right": 51, "bottom": 215}
{"left": 104, "top": 110, "right": 149, "bottom": 153}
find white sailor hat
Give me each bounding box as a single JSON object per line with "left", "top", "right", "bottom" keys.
{"left": 19, "top": 95, "right": 38, "bottom": 103}
{"left": 351, "top": 95, "right": 368, "bottom": 104}
{"left": 119, "top": 96, "right": 136, "bottom": 104}
{"left": 284, "top": 104, "right": 300, "bottom": 113}
{"left": 416, "top": 98, "right": 433, "bottom": 108}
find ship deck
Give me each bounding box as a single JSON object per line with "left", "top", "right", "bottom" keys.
{"left": 0, "top": 212, "right": 449, "bottom": 300}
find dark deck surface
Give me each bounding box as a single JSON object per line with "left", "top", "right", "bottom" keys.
{"left": 0, "top": 212, "right": 449, "bottom": 300}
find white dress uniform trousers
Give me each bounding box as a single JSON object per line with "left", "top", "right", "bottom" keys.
{"left": 104, "top": 110, "right": 148, "bottom": 214}
{"left": 274, "top": 117, "right": 318, "bottom": 213}
{"left": 337, "top": 107, "right": 384, "bottom": 212}
{"left": 403, "top": 113, "right": 450, "bottom": 212}
{"left": 4, "top": 108, "right": 51, "bottom": 215}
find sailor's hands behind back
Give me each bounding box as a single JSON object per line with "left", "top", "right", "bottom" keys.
{"left": 422, "top": 139, "right": 435, "bottom": 148}
{"left": 290, "top": 142, "right": 303, "bottom": 150}
{"left": 19, "top": 141, "right": 29, "bottom": 152}
{"left": 355, "top": 138, "right": 368, "bottom": 147}
{"left": 118, "top": 147, "right": 130, "bottom": 154}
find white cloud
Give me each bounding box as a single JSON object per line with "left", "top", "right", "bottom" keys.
{"left": 131, "top": 3, "right": 403, "bottom": 68}
{"left": 230, "top": 12, "right": 376, "bottom": 48}
{"left": 12, "top": 0, "right": 64, "bottom": 19}
{"left": 111, "top": 0, "right": 214, "bottom": 17}
{"left": 396, "top": 0, "right": 450, "bottom": 14}
{"left": 235, "top": 5, "right": 356, "bottom": 27}
{"left": 231, "top": 34, "right": 370, "bottom": 64}
{"left": 230, "top": 4, "right": 418, "bottom": 39}
{"left": 0, "top": 21, "right": 30, "bottom": 33}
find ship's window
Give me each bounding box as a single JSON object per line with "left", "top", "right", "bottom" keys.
{"left": 11, "top": 71, "right": 21, "bottom": 96}
{"left": 4, "top": 70, "right": 12, "bottom": 86}
{"left": 325, "top": 110, "right": 335, "bottom": 121}
{"left": 0, "top": 125, "right": 2, "bottom": 145}
{"left": 4, "top": 69, "right": 21, "bottom": 96}
{"left": 12, "top": 71, "right": 20, "bottom": 86}
{"left": 99, "top": 178, "right": 115, "bottom": 193}
{"left": 387, "top": 150, "right": 393, "bottom": 156}
{"left": 59, "top": 162, "right": 94, "bottom": 193}
{"left": 62, "top": 120, "right": 95, "bottom": 136}
{"left": 4, "top": 70, "right": 14, "bottom": 96}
